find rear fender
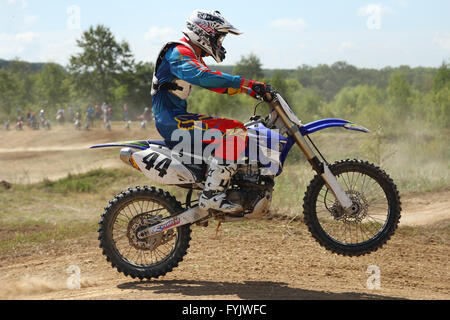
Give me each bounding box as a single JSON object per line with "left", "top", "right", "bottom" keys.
{"left": 90, "top": 140, "right": 150, "bottom": 150}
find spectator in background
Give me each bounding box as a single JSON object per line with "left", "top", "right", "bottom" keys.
{"left": 56, "top": 108, "right": 65, "bottom": 124}
{"left": 86, "top": 105, "right": 94, "bottom": 127}
{"left": 95, "top": 104, "right": 102, "bottom": 120}
{"left": 26, "top": 109, "right": 31, "bottom": 127}
{"left": 123, "top": 104, "right": 129, "bottom": 121}
{"left": 142, "top": 107, "right": 152, "bottom": 121}
{"left": 107, "top": 105, "right": 112, "bottom": 122}
{"left": 68, "top": 105, "right": 75, "bottom": 122}
{"left": 101, "top": 102, "right": 108, "bottom": 116}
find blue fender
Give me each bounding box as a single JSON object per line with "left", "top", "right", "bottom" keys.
{"left": 300, "top": 118, "right": 370, "bottom": 135}
{"left": 90, "top": 140, "right": 154, "bottom": 150}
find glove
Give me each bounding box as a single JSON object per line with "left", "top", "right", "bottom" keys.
{"left": 240, "top": 79, "right": 272, "bottom": 100}
{"left": 251, "top": 82, "right": 266, "bottom": 97}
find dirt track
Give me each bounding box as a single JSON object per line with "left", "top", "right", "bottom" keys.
{"left": 0, "top": 123, "right": 449, "bottom": 300}
{"left": 0, "top": 215, "right": 448, "bottom": 300}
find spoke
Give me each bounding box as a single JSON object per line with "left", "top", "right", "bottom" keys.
{"left": 340, "top": 173, "right": 351, "bottom": 191}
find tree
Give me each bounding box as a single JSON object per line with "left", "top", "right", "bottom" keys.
{"left": 387, "top": 71, "right": 411, "bottom": 112}
{"left": 69, "top": 25, "right": 135, "bottom": 104}
{"left": 270, "top": 71, "right": 288, "bottom": 96}
{"left": 233, "top": 53, "right": 263, "bottom": 79}
{"left": 0, "top": 69, "right": 21, "bottom": 117}
{"left": 432, "top": 61, "right": 450, "bottom": 92}
{"left": 35, "top": 63, "right": 71, "bottom": 110}
{"left": 113, "top": 61, "right": 154, "bottom": 117}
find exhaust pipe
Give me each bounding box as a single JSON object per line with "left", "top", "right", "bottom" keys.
{"left": 120, "top": 148, "right": 141, "bottom": 171}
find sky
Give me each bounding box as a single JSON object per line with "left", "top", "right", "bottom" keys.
{"left": 0, "top": 0, "right": 449, "bottom": 69}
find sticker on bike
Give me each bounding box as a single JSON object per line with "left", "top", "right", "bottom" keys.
{"left": 142, "top": 152, "right": 172, "bottom": 178}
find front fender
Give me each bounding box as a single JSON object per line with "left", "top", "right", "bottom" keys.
{"left": 300, "top": 118, "right": 370, "bottom": 135}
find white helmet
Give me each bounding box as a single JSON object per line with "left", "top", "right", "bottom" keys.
{"left": 183, "top": 10, "right": 242, "bottom": 63}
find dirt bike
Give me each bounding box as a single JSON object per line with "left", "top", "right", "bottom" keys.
{"left": 40, "top": 118, "right": 51, "bottom": 130}
{"left": 15, "top": 120, "right": 23, "bottom": 131}
{"left": 56, "top": 113, "right": 65, "bottom": 125}
{"left": 137, "top": 115, "right": 147, "bottom": 129}
{"left": 105, "top": 120, "right": 111, "bottom": 131}
{"left": 75, "top": 118, "right": 82, "bottom": 130}
{"left": 91, "top": 87, "right": 401, "bottom": 280}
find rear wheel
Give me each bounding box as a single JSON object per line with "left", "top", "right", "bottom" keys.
{"left": 303, "top": 159, "right": 401, "bottom": 256}
{"left": 98, "top": 186, "right": 191, "bottom": 279}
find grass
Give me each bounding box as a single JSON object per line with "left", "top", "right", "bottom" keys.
{"left": 38, "top": 169, "right": 131, "bottom": 193}
{"left": 0, "top": 219, "right": 97, "bottom": 256}
{"left": 0, "top": 124, "right": 448, "bottom": 257}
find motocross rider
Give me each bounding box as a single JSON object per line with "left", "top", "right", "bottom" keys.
{"left": 151, "top": 10, "right": 268, "bottom": 215}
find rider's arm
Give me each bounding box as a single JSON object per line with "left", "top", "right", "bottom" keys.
{"left": 167, "top": 45, "right": 262, "bottom": 98}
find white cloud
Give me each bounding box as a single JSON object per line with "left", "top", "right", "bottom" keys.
{"left": 14, "top": 31, "right": 38, "bottom": 42}
{"left": 37, "top": 35, "right": 79, "bottom": 65}
{"left": 24, "top": 14, "right": 37, "bottom": 26}
{"left": 268, "top": 18, "right": 308, "bottom": 31}
{"left": 144, "top": 27, "right": 176, "bottom": 42}
{"left": 433, "top": 33, "right": 450, "bottom": 51}
{"left": 390, "top": 0, "right": 409, "bottom": 7}
{"left": 0, "top": 32, "right": 39, "bottom": 56}
{"left": 7, "top": 0, "right": 28, "bottom": 9}
{"left": 339, "top": 41, "right": 356, "bottom": 52}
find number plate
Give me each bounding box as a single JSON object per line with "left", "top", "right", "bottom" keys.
{"left": 133, "top": 147, "right": 196, "bottom": 185}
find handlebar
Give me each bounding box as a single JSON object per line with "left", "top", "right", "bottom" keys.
{"left": 251, "top": 82, "right": 275, "bottom": 102}
{"left": 263, "top": 85, "right": 275, "bottom": 102}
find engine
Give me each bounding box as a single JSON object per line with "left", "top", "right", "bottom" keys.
{"left": 226, "top": 164, "right": 274, "bottom": 218}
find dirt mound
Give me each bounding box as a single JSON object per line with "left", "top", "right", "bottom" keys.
{"left": 0, "top": 218, "right": 448, "bottom": 300}
{"left": 400, "top": 190, "right": 450, "bottom": 226}
{"left": 0, "top": 122, "right": 160, "bottom": 183}
{"left": 0, "top": 121, "right": 159, "bottom": 151}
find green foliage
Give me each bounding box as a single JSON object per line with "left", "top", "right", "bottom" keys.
{"left": 387, "top": 71, "right": 412, "bottom": 114}
{"left": 35, "top": 63, "right": 71, "bottom": 109}
{"left": 233, "top": 53, "right": 263, "bottom": 79}
{"left": 428, "top": 86, "right": 450, "bottom": 128}
{"left": 0, "top": 27, "right": 447, "bottom": 134}
{"left": 113, "top": 61, "right": 154, "bottom": 116}
{"left": 432, "top": 61, "right": 450, "bottom": 92}
{"left": 0, "top": 69, "right": 21, "bottom": 117}
{"left": 69, "top": 25, "right": 135, "bottom": 105}
{"left": 39, "top": 169, "right": 129, "bottom": 193}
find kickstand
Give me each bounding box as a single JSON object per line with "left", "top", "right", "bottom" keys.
{"left": 213, "top": 221, "right": 222, "bottom": 240}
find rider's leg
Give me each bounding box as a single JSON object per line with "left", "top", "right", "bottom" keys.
{"left": 196, "top": 117, "right": 247, "bottom": 214}
{"left": 199, "top": 157, "right": 242, "bottom": 214}
{"left": 156, "top": 113, "right": 247, "bottom": 214}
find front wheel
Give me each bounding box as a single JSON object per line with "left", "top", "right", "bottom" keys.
{"left": 303, "top": 159, "right": 401, "bottom": 256}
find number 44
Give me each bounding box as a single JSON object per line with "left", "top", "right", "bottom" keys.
{"left": 142, "top": 152, "right": 172, "bottom": 178}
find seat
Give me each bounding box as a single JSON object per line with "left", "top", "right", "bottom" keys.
{"left": 147, "top": 139, "right": 168, "bottom": 148}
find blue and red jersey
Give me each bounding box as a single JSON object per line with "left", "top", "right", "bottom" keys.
{"left": 151, "top": 37, "right": 260, "bottom": 160}
{"left": 152, "top": 37, "right": 259, "bottom": 118}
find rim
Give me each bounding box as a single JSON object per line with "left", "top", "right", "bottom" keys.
{"left": 315, "top": 169, "right": 390, "bottom": 246}
{"left": 110, "top": 197, "right": 178, "bottom": 267}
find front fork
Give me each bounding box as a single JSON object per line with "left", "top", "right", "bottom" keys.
{"left": 267, "top": 96, "right": 353, "bottom": 210}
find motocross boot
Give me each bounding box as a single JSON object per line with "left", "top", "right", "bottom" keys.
{"left": 199, "top": 158, "right": 243, "bottom": 216}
